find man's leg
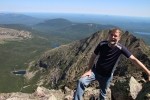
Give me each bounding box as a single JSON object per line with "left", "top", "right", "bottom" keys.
{"left": 73, "top": 72, "right": 96, "bottom": 100}
{"left": 98, "top": 75, "right": 113, "bottom": 100}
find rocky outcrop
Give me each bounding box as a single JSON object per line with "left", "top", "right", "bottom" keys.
{"left": 0, "top": 87, "right": 64, "bottom": 100}
{"left": 0, "top": 27, "right": 32, "bottom": 42}
{"left": 0, "top": 86, "right": 102, "bottom": 100}
{"left": 0, "top": 78, "right": 150, "bottom": 100}
{"left": 29, "top": 29, "right": 150, "bottom": 88}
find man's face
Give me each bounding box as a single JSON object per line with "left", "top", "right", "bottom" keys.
{"left": 108, "top": 30, "right": 121, "bottom": 45}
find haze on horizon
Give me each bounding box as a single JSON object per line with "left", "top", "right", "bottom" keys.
{"left": 0, "top": 0, "right": 150, "bottom": 18}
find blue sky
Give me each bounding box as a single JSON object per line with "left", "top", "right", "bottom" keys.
{"left": 0, "top": 0, "right": 150, "bottom": 17}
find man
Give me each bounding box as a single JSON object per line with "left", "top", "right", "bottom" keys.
{"left": 73, "top": 28, "right": 150, "bottom": 100}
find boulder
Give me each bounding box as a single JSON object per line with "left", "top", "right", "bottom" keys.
{"left": 111, "top": 76, "right": 142, "bottom": 100}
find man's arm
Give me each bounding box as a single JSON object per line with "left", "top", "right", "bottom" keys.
{"left": 129, "top": 55, "right": 150, "bottom": 80}
{"left": 82, "top": 53, "right": 97, "bottom": 77}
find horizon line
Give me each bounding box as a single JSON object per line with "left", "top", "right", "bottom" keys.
{"left": 0, "top": 11, "right": 150, "bottom": 19}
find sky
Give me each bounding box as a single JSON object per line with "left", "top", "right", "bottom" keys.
{"left": 0, "top": 0, "right": 150, "bottom": 17}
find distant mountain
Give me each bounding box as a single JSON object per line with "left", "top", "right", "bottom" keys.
{"left": 28, "top": 13, "right": 150, "bottom": 33}
{"left": 38, "top": 18, "right": 72, "bottom": 26}
{"left": 0, "top": 24, "right": 33, "bottom": 31}
{"left": 0, "top": 13, "right": 43, "bottom": 25}
{"left": 33, "top": 18, "right": 115, "bottom": 40}
{"left": 34, "top": 18, "right": 73, "bottom": 31}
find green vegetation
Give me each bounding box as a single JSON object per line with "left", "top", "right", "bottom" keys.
{"left": 0, "top": 29, "right": 71, "bottom": 92}
{"left": 0, "top": 37, "right": 44, "bottom": 92}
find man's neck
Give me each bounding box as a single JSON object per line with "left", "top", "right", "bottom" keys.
{"left": 108, "top": 42, "right": 117, "bottom": 48}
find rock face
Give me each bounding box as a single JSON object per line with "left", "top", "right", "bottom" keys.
{"left": 129, "top": 77, "right": 142, "bottom": 99}
{"left": 25, "top": 29, "right": 150, "bottom": 99}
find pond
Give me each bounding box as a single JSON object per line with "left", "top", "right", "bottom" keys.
{"left": 12, "top": 70, "right": 26, "bottom": 75}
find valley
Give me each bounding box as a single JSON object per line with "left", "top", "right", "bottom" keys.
{"left": 0, "top": 25, "right": 71, "bottom": 92}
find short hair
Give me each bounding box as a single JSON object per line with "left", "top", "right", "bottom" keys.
{"left": 108, "top": 28, "right": 122, "bottom": 36}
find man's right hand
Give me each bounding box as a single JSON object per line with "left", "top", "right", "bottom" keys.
{"left": 81, "top": 70, "right": 92, "bottom": 78}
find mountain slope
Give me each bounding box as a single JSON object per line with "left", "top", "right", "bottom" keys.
{"left": 26, "top": 29, "right": 150, "bottom": 91}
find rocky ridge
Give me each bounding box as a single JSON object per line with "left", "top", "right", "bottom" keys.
{"left": 29, "top": 29, "right": 150, "bottom": 87}
{"left": 24, "top": 29, "right": 150, "bottom": 99}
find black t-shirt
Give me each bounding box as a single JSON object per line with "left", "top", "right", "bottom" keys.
{"left": 94, "top": 41, "right": 132, "bottom": 77}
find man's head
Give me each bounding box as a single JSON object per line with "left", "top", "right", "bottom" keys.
{"left": 108, "top": 28, "right": 122, "bottom": 46}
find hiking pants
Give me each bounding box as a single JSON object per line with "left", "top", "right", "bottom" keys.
{"left": 73, "top": 70, "right": 113, "bottom": 100}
